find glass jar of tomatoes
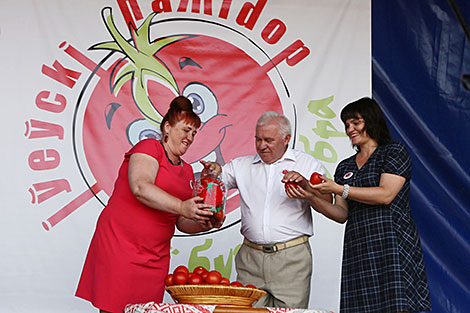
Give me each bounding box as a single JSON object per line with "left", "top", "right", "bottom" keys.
{"left": 194, "top": 175, "right": 226, "bottom": 222}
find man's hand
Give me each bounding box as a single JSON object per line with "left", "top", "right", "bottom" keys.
{"left": 200, "top": 160, "right": 222, "bottom": 177}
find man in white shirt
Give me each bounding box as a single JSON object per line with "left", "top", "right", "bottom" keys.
{"left": 214, "top": 111, "right": 332, "bottom": 308}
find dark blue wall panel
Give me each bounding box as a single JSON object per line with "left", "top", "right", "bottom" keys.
{"left": 372, "top": 0, "right": 470, "bottom": 312}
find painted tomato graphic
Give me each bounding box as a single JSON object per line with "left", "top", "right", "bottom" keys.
{"left": 195, "top": 176, "right": 225, "bottom": 207}
{"left": 76, "top": 10, "right": 285, "bottom": 222}
{"left": 195, "top": 176, "right": 226, "bottom": 223}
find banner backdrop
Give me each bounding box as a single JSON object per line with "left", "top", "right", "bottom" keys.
{"left": 372, "top": 0, "right": 470, "bottom": 312}
{"left": 0, "top": 1, "right": 370, "bottom": 312}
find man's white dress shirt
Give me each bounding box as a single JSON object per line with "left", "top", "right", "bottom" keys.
{"left": 221, "top": 148, "right": 325, "bottom": 244}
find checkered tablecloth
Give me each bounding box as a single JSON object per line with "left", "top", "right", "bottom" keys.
{"left": 124, "top": 302, "right": 333, "bottom": 313}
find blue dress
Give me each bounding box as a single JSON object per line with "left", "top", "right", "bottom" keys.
{"left": 334, "top": 142, "right": 431, "bottom": 313}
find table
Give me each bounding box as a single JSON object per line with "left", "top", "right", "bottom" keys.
{"left": 124, "top": 302, "right": 333, "bottom": 313}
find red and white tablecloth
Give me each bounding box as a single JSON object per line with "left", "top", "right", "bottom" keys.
{"left": 124, "top": 302, "right": 333, "bottom": 313}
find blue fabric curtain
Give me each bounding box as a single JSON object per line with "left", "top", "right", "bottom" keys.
{"left": 372, "top": 0, "right": 470, "bottom": 312}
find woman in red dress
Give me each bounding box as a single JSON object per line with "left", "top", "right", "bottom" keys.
{"left": 75, "top": 96, "right": 223, "bottom": 313}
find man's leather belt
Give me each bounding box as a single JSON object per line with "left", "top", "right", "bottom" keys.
{"left": 243, "top": 235, "right": 309, "bottom": 253}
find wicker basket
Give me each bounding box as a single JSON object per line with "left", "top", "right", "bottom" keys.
{"left": 165, "top": 285, "right": 267, "bottom": 307}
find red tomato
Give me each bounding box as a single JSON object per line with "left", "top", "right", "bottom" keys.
{"left": 245, "top": 284, "right": 256, "bottom": 289}
{"left": 174, "top": 265, "right": 189, "bottom": 276}
{"left": 309, "top": 172, "right": 322, "bottom": 185}
{"left": 164, "top": 274, "right": 174, "bottom": 286}
{"left": 188, "top": 274, "right": 202, "bottom": 285}
{"left": 201, "top": 271, "right": 209, "bottom": 282}
{"left": 230, "top": 281, "right": 244, "bottom": 287}
{"left": 193, "top": 266, "right": 208, "bottom": 277}
{"left": 285, "top": 181, "right": 298, "bottom": 189}
{"left": 205, "top": 271, "right": 222, "bottom": 284}
{"left": 220, "top": 277, "right": 230, "bottom": 286}
{"left": 284, "top": 181, "right": 298, "bottom": 194}
{"left": 210, "top": 270, "right": 222, "bottom": 278}
{"left": 173, "top": 271, "right": 188, "bottom": 285}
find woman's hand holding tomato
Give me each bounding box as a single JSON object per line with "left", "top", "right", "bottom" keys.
{"left": 309, "top": 172, "right": 323, "bottom": 185}
{"left": 282, "top": 171, "right": 334, "bottom": 201}
{"left": 309, "top": 174, "right": 342, "bottom": 196}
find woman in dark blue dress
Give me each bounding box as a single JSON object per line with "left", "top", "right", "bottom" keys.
{"left": 284, "top": 97, "right": 431, "bottom": 312}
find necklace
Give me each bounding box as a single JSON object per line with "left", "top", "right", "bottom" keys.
{"left": 160, "top": 141, "right": 182, "bottom": 166}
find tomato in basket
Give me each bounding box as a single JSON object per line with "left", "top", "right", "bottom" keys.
{"left": 205, "top": 270, "right": 222, "bottom": 284}
{"left": 188, "top": 274, "right": 202, "bottom": 285}
{"left": 174, "top": 265, "right": 189, "bottom": 275}
{"left": 164, "top": 274, "right": 174, "bottom": 286}
{"left": 193, "top": 266, "right": 208, "bottom": 277}
{"left": 220, "top": 277, "right": 230, "bottom": 286}
{"left": 230, "top": 281, "right": 244, "bottom": 287}
{"left": 173, "top": 271, "right": 188, "bottom": 285}
{"left": 200, "top": 271, "right": 209, "bottom": 282}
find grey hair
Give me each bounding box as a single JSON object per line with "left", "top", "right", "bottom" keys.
{"left": 256, "top": 111, "right": 292, "bottom": 138}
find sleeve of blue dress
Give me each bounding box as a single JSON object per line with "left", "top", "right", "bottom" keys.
{"left": 382, "top": 142, "right": 411, "bottom": 179}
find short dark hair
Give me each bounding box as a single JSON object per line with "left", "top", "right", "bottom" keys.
{"left": 340, "top": 97, "right": 392, "bottom": 150}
